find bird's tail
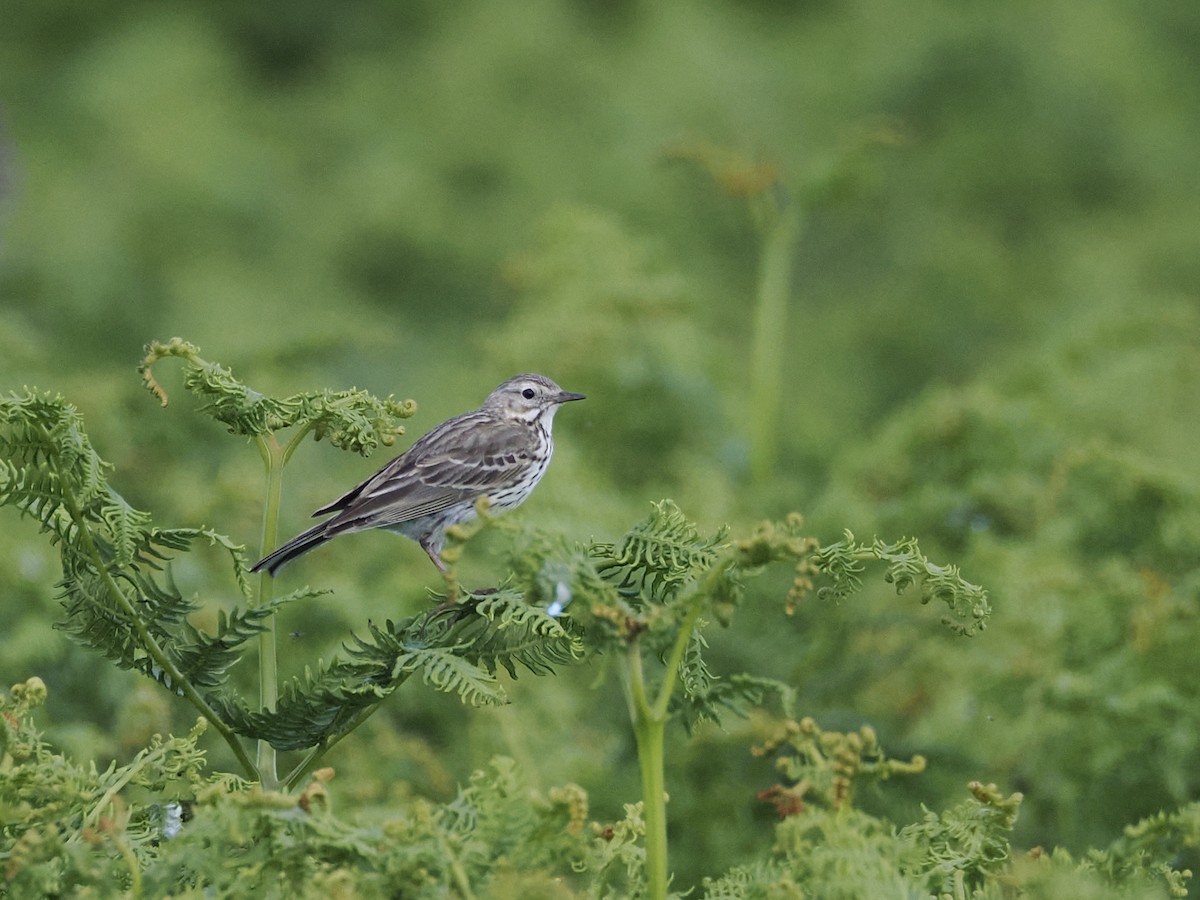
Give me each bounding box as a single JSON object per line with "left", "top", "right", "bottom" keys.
{"left": 250, "top": 521, "right": 332, "bottom": 575}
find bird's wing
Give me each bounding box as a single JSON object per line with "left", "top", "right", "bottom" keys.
{"left": 311, "top": 454, "right": 405, "bottom": 516}
{"left": 311, "top": 409, "right": 485, "bottom": 516}
{"left": 316, "top": 414, "right": 536, "bottom": 531}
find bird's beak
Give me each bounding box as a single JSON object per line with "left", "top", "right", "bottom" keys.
{"left": 556, "top": 391, "right": 586, "bottom": 403}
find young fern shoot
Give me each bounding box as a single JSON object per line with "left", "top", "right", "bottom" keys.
{"left": 0, "top": 340, "right": 582, "bottom": 791}
{"left": 503, "top": 501, "right": 991, "bottom": 900}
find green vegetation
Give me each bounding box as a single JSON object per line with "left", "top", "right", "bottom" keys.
{"left": 0, "top": 357, "right": 990, "bottom": 896}
{"left": 2, "top": 1, "right": 1199, "bottom": 896}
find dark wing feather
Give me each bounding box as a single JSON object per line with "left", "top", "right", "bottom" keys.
{"left": 310, "top": 409, "right": 484, "bottom": 516}
{"left": 316, "top": 412, "right": 536, "bottom": 532}
{"left": 311, "top": 453, "right": 411, "bottom": 516}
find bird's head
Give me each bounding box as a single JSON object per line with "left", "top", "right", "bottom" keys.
{"left": 485, "top": 374, "right": 586, "bottom": 423}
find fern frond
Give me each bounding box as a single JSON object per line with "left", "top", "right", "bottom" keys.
{"left": 677, "top": 629, "right": 715, "bottom": 701}
{"left": 702, "top": 861, "right": 791, "bottom": 899}
{"left": 100, "top": 491, "right": 153, "bottom": 566}
{"left": 206, "top": 657, "right": 393, "bottom": 751}
{"left": 354, "top": 593, "right": 582, "bottom": 681}
{"left": 140, "top": 338, "right": 417, "bottom": 454}
{"left": 172, "top": 601, "right": 291, "bottom": 690}
{"left": 913, "top": 559, "right": 990, "bottom": 636}
{"left": 591, "top": 500, "right": 728, "bottom": 606}
{"left": 394, "top": 648, "right": 509, "bottom": 707}
{"left": 814, "top": 530, "right": 867, "bottom": 602}
{"left": 151, "top": 527, "right": 253, "bottom": 597}
{"left": 2, "top": 390, "right": 263, "bottom": 718}
{"left": 189, "top": 360, "right": 292, "bottom": 437}
{"left": 0, "top": 394, "right": 108, "bottom": 544}
{"left": 0, "top": 458, "right": 70, "bottom": 536}
{"left": 900, "top": 781, "right": 1022, "bottom": 893}
{"left": 296, "top": 388, "right": 418, "bottom": 455}
{"left": 209, "top": 598, "right": 559, "bottom": 750}
{"left": 672, "top": 629, "right": 796, "bottom": 733}
{"left": 55, "top": 561, "right": 145, "bottom": 670}
{"left": 127, "top": 565, "right": 201, "bottom": 632}
{"left": 55, "top": 561, "right": 203, "bottom": 695}
{"left": 209, "top": 644, "right": 506, "bottom": 752}
{"left": 814, "top": 531, "right": 990, "bottom": 635}
{"left": 445, "top": 590, "right": 584, "bottom": 677}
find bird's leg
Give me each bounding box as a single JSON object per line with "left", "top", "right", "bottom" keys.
{"left": 418, "top": 533, "right": 495, "bottom": 603}
{"left": 420, "top": 535, "right": 461, "bottom": 608}
{"left": 420, "top": 536, "right": 448, "bottom": 574}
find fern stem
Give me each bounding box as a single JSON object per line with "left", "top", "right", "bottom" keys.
{"left": 254, "top": 433, "right": 288, "bottom": 790}
{"left": 59, "top": 490, "right": 258, "bottom": 780}
{"left": 619, "top": 557, "right": 733, "bottom": 900}
{"left": 85, "top": 748, "right": 155, "bottom": 828}
{"left": 623, "top": 640, "right": 669, "bottom": 900}
{"left": 438, "top": 827, "right": 479, "bottom": 900}
{"left": 652, "top": 600, "right": 706, "bottom": 722}
{"left": 280, "top": 695, "right": 393, "bottom": 791}
{"left": 748, "top": 197, "right": 800, "bottom": 486}
{"left": 111, "top": 828, "right": 143, "bottom": 900}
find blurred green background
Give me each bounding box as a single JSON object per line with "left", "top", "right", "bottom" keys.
{"left": 2, "top": 0, "right": 1198, "bottom": 889}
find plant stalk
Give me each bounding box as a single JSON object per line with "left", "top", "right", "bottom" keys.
{"left": 254, "top": 433, "right": 287, "bottom": 790}
{"left": 620, "top": 566, "right": 726, "bottom": 900}
{"left": 748, "top": 199, "right": 800, "bottom": 486}
{"left": 60, "top": 491, "right": 258, "bottom": 780}
{"left": 281, "top": 694, "right": 394, "bottom": 791}
{"left": 624, "top": 642, "right": 669, "bottom": 900}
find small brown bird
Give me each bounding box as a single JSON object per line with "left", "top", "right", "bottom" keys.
{"left": 251, "top": 374, "right": 585, "bottom": 576}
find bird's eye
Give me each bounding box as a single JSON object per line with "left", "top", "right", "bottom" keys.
{"left": 521, "top": 388, "right": 536, "bottom": 399}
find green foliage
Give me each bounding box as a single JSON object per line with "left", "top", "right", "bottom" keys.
{"left": 554, "top": 501, "right": 990, "bottom": 662}
{"left": 483, "top": 498, "right": 991, "bottom": 899}
{"left": 701, "top": 720, "right": 1193, "bottom": 899}
{"left": 0, "top": 390, "right": 264, "bottom": 773}
{"left": 901, "top": 781, "right": 1023, "bottom": 895}
{"left": 0, "top": 450, "right": 1190, "bottom": 897}
{"left": 2, "top": 1, "right": 1199, "bottom": 893}
{"left": 0, "top": 384, "right": 984, "bottom": 897}
{"left": 1, "top": 679, "right": 646, "bottom": 899}
{"left": 138, "top": 758, "right": 585, "bottom": 900}
{"left": 802, "top": 312, "right": 1200, "bottom": 855}
{"left": 170, "top": 597, "right": 293, "bottom": 691}
{"left": 756, "top": 717, "right": 928, "bottom": 816}
{"left": 431, "top": 589, "right": 584, "bottom": 678}
{"left": 0, "top": 348, "right": 581, "bottom": 788}
{"left": 1, "top": 676, "right": 226, "bottom": 897}
{"left": 591, "top": 499, "right": 729, "bottom": 610}
{"left": 206, "top": 592, "right": 579, "bottom": 752}
{"left": 672, "top": 632, "right": 796, "bottom": 737}
{"left": 6, "top": 325, "right": 1194, "bottom": 896}
{"left": 140, "top": 337, "right": 416, "bottom": 453}
{"left": 8, "top": 675, "right": 1191, "bottom": 898}
{"left": 812, "top": 531, "right": 991, "bottom": 635}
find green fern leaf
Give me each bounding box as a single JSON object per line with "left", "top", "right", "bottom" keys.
{"left": 672, "top": 628, "right": 796, "bottom": 734}
{"left": 814, "top": 530, "right": 867, "bottom": 602}
{"left": 207, "top": 599, "right": 544, "bottom": 749}
{"left": 1, "top": 391, "right": 264, "bottom": 710}
{"left": 591, "top": 500, "right": 728, "bottom": 606}
{"left": 445, "top": 591, "right": 583, "bottom": 677}
{"left": 140, "top": 338, "right": 416, "bottom": 454}
{"left": 173, "top": 609, "right": 271, "bottom": 690}
{"left": 100, "top": 492, "right": 151, "bottom": 566}
{"left": 206, "top": 657, "right": 392, "bottom": 751}
{"left": 394, "top": 648, "right": 509, "bottom": 706}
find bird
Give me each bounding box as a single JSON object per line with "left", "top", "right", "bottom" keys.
{"left": 250, "top": 374, "right": 585, "bottom": 577}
